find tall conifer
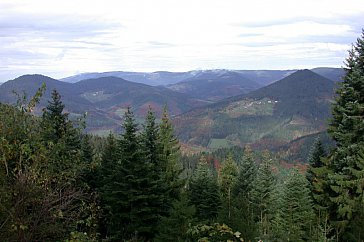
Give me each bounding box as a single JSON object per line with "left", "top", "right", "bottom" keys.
{"left": 251, "top": 151, "right": 275, "bottom": 240}
{"left": 231, "top": 146, "right": 258, "bottom": 240}
{"left": 103, "top": 107, "right": 155, "bottom": 240}
{"left": 274, "top": 169, "right": 315, "bottom": 241}
{"left": 189, "top": 155, "right": 221, "bottom": 223}
{"left": 325, "top": 30, "right": 364, "bottom": 240}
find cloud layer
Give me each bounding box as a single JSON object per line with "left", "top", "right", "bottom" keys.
{"left": 0, "top": 0, "right": 363, "bottom": 81}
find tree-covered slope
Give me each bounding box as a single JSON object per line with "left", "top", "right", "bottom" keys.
{"left": 73, "top": 76, "right": 208, "bottom": 116}
{"left": 0, "top": 74, "right": 92, "bottom": 112}
{"left": 173, "top": 70, "right": 337, "bottom": 149}
{"left": 167, "top": 70, "right": 261, "bottom": 101}
{"left": 0, "top": 75, "right": 207, "bottom": 133}
{"left": 244, "top": 69, "right": 336, "bottom": 119}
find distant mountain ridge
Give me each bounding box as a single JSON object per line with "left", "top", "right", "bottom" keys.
{"left": 60, "top": 71, "right": 197, "bottom": 86}
{"left": 0, "top": 74, "right": 207, "bottom": 134}
{"left": 59, "top": 68, "right": 342, "bottom": 102}
{"left": 173, "top": 69, "right": 336, "bottom": 150}
{"left": 0, "top": 68, "right": 340, "bottom": 141}
{"left": 167, "top": 70, "right": 261, "bottom": 101}
{"left": 59, "top": 68, "right": 343, "bottom": 85}
{"left": 311, "top": 67, "right": 345, "bottom": 82}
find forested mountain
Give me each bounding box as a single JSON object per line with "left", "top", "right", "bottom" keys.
{"left": 72, "top": 76, "right": 207, "bottom": 113}
{"left": 273, "top": 131, "right": 335, "bottom": 162}
{"left": 167, "top": 70, "right": 261, "bottom": 101}
{"left": 59, "top": 68, "right": 342, "bottom": 104}
{"left": 245, "top": 69, "right": 336, "bottom": 118}
{"left": 0, "top": 70, "right": 337, "bottom": 146}
{"left": 0, "top": 74, "right": 91, "bottom": 112}
{"left": 173, "top": 70, "right": 336, "bottom": 150}
{"left": 0, "top": 75, "right": 207, "bottom": 134}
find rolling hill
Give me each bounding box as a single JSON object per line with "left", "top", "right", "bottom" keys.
{"left": 0, "top": 75, "right": 207, "bottom": 134}
{"left": 167, "top": 70, "right": 261, "bottom": 101}
{"left": 1, "top": 68, "right": 341, "bottom": 142}
{"left": 72, "top": 76, "right": 208, "bottom": 117}
{"left": 0, "top": 75, "right": 91, "bottom": 112}
{"left": 59, "top": 68, "right": 342, "bottom": 103}
{"left": 173, "top": 69, "right": 337, "bottom": 150}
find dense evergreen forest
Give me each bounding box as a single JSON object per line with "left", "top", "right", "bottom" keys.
{"left": 1, "top": 32, "right": 364, "bottom": 242}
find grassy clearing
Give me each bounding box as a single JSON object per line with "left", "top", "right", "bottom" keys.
{"left": 222, "top": 98, "right": 275, "bottom": 118}
{"left": 81, "top": 91, "right": 112, "bottom": 103}
{"left": 208, "top": 138, "right": 233, "bottom": 149}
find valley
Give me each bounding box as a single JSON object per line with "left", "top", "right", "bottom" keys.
{"left": 173, "top": 70, "right": 336, "bottom": 158}
{"left": 0, "top": 67, "right": 342, "bottom": 160}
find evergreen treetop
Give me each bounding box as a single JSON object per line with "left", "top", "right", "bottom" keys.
{"left": 325, "top": 29, "right": 364, "bottom": 240}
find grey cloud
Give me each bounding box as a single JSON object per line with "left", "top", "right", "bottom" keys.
{"left": 238, "top": 33, "right": 263, "bottom": 38}
{"left": 237, "top": 42, "right": 283, "bottom": 48}
{"left": 233, "top": 16, "right": 362, "bottom": 48}
{"left": 300, "top": 35, "right": 357, "bottom": 44}
{"left": 231, "top": 13, "right": 364, "bottom": 29}
{"left": 69, "top": 40, "right": 114, "bottom": 46}
{"left": 147, "top": 41, "right": 175, "bottom": 48}
{"left": 0, "top": 11, "right": 122, "bottom": 41}
{"left": 230, "top": 16, "right": 317, "bottom": 28}
{"left": 0, "top": 49, "right": 49, "bottom": 60}
{"left": 0, "top": 8, "right": 123, "bottom": 72}
{"left": 235, "top": 35, "right": 357, "bottom": 48}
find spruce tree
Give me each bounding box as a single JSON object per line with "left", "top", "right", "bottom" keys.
{"left": 102, "top": 107, "right": 155, "bottom": 241}
{"left": 155, "top": 192, "right": 196, "bottom": 242}
{"left": 189, "top": 155, "right": 221, "bottom": 223}
{"left": 42, "top": 89, "right": 67, "bottom": 142}
{"left": 142, "top": 107, "right": 161, "bottom": 167}
{"left": 218, "top": 153, "right": 238, "bottom": 223}
{"left": 251, "top": 150, "right": 275, "bottom": 240}
{"left": 159, "top": 106, "right": 184, "bottom": 202}
{"left": 308, "top": 156, "right": 337, "bottom": 241}
{"left": 41, "top": 89, "right": 82, "bottom": 180}
{"left": 231, "top": 146, "right": 258, "bottom": 240}
{"left": 325, "top": 30, "right": 364, "bottom": 240}
{"left": 305, "top": 138, "right": 334, "bottom": 240}
{"left": 79, "top": 134, "right": 96, "bottom": 188}
{"left": 97, "top": 132, "right": 118, "bottom": 238}
{"left": 140, "top": 107, "right": 165, "bottom": 236}
{"left": 306, "top": 137, "right": 326, "bottom": 188}
{"left": 233, "top": 145, "right": 257, "bottom": 197}
{"left": 273, "top": 169, "right": 315, "bottom": 241}
{"left": 98, "top": 132, "right": 118, "bottom": 188}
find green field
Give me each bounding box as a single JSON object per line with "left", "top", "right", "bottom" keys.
{"left": 208, "top": 138, "right": 233, "bottom": 149}
{"left": 81, "top": 91, "right": 112, "bottom": 103}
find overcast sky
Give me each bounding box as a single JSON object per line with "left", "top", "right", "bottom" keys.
{"left": 0, "top": 0, "right": 363, "bottom": 81}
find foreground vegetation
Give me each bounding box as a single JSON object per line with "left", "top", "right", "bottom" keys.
{"left": 1, "top": 32, "right": 363, "bottom": 241}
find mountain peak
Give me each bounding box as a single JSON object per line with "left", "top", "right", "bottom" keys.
{"left": 12, "top": 74, "right": 56, "bottom": 81}
{"left": 290, "top": 69, "right": 333, "bottom": 83}
{"left": 246, "top": 69, "right": 334, "bottom": 100}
